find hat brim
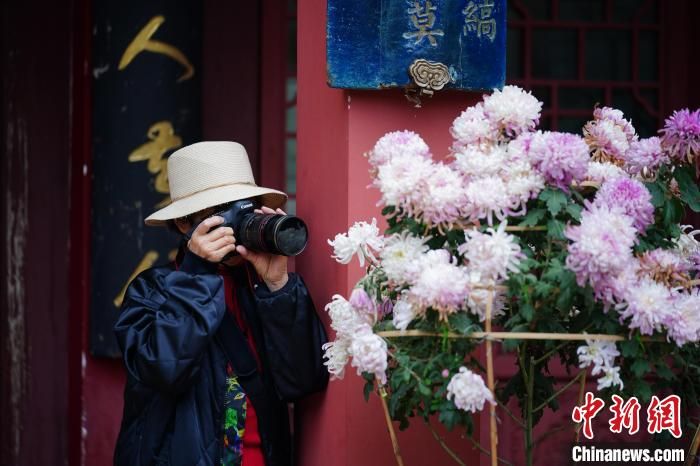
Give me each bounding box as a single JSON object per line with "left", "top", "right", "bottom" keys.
{"left": 144, "top": 184, "right": 288, "bottom": 226}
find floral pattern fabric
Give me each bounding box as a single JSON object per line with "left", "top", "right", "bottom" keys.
{"left": 221, "top": 364, "right": 247, "bottom": 466}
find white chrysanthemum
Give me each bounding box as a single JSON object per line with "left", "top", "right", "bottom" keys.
{"left": 450, "top": 103, "right": 499, "bottom": 149}
{"left": 617, "top": 278, "right": 674, "bottom": 335}
{"left": 577, "top": 339, "right": 620, "bottom": 376}
{"left": 322, "top": 338, "right": 350, "bottom": 379}
{"left": 586, "top": 161, "right": 627, "bottom": 184}
{"left": 452, "top": 144, "right": 506, "bottom": 180}
{"left": 368, "top": 130, "right": 430, "bottom": 167}
{"left": 349, "top": 331, "right": 388, "bottom": 385}
{"left": 413, "top": 163, "right": 468, "bottom": 227}
{"left": 409, "top": 256, "right": 471, "bottom": 320}
{"left": 463, "top": 176, "right": 515, "bottom": 225}
{"left": 674, "top": 225, "right": 700, "bottom": 267}
{"left": 502, "top": 158, "right": 545, "bottom": 205}
{"left": 325, "top": 294, "right": 370, "bottom": 338}
{"left": 666, "top": 290, "right": 700, "bottom": 346}
{"left": 379, "top": 232, "right": 429, "bottom": 284}
{"left": 392, "top": 296, "right": 417, "bottom": 331}
{"left": 328, "top": 218, "right": 384, "bottom": 267}
{"left": 375, "top": 152, "right": 435, "bottom": 211}
{"left": 446, "top": 366, "right": 495, "bottom": 413}
{"left": 597, "top": 365, "right": 624, "bottom": 391}
{"left": 460, "top": 223, "right": 523, "bottom": 281}
{"left": 482, "top": 85, "right": 542, "bottom": 138}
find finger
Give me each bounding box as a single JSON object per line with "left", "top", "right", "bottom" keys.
{"left": 260, "top": 206, "right": 276, "bottom": 214}
{"left": 275, "top": 208, "right": 286, "bottom": 215}
{"left": 236, "top": 245, "right": 261, "bottom": 265}
{"left": 254, "top": 209, "right": 264, "bottom": 214}
{"left": 204, "top": 226, "right": 234, "bottom": 242}
{"left": 193, "top": 216, "right": 224, "bottom": 237}
{"left": 209, "top": 234, "right": 236, "bottom": 251}
{"left": 212, "top": 244, "right": 237, "bottom": 262}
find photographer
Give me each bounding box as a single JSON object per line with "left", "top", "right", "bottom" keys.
{"left": 113, "top": 141, "right": 328, "bottom": 466}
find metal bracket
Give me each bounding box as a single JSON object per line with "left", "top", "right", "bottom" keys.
{"left": 405, "top": 59, "right": 452, "bottom": 107}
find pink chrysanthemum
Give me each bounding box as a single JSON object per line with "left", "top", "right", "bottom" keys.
{"left": 463, "top": 176, "right": 517, "bottom": 225}
{"left": 585, "top": 161, "right": 627, "bottom": 184}
{"left": 528, "top": 131, "right": 590, "bottom": 191}
{"left": 446, "top": 367, "right": 495, "bottom": 413}
{"left": 659, "top": 108, "right": 700, "bottom": 164}
{"left": 459, "top": 222, "right": 523, "bottom": 281}
{"left": 482, "top": 85, "right": 542, "bottom": 139}
{"left": 594, "top": 177, "right": 654, "bottom": 232}
{"left": 367, "top": 130, "right": 430, "bottom": 167}
{"left": 450, "top": 103, "right": 499, "bottom": 150}
{"left": 593, "top": 107, "right": 637, "bottom": 142}
{"left": 374, "top": 152, "right": 434, "bottom": 213}
{"left": 638, "top": 248, "right": 692, "bottom": 286}
{"left": 624, "top": 137, "right": 668, "bottom": 176}
{"left": 565, "top": 203, "right": 637, "bottom": 302}
{"left": 584, "top": 119, "right": 631, "bottom": 165}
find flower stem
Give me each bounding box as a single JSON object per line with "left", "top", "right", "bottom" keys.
{"left": 533, "top": 370, "right": 586, "bottom": 413}
{"left": 525, "top": 356, "right": 535, "bottom": 466}
{"left": 425, "top": 422, "right": 467, "bottom": 466}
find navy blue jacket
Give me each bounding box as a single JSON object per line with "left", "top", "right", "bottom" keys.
{"left": 113, "top": 249, "right": 328, "bottom": 466}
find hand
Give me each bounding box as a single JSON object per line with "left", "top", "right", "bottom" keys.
{"left": 236, "top": 206, "right": 289, "bottom": 292}
{"left": 187, "top": 216, "right": 236, "bottom": 263}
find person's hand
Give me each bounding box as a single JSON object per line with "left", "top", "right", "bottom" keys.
{"left": 187, "top": 216, "right": 236, "bottom": 263}
{"left": 236, "top": 206, "right": 289, "bottom": 292}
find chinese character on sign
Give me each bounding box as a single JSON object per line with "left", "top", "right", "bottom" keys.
{"left": 572, "top": 392, "right": 606, "bottom": 440}
{"left": 609, "top": 395, "right": 641, "bottom": 435}
{"left": 463, "top": 0, "right": 497, "bottom": 41}
{"left": 647, "top": 395, "right": 682, "bottom": 438}
{"left": 403, "top": 1, "right": 445, "bottom": 47}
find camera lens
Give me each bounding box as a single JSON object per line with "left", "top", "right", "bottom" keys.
{"left": 238, "top": 214, "right": 308, "bottom": 256}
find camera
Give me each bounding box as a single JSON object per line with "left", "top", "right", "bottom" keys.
{"left": 188, "top": 199, "right": 308, "bottom": 259}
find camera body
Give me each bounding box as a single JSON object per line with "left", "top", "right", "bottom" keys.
{"left": 188, "top": 198, "right": 308, "bottom": 260}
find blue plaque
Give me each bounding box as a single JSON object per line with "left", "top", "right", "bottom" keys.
{"left": 327, "top": 0, "right": 506, "bottom": 91}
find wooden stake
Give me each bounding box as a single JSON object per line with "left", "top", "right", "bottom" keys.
{"left": 685, "top": 423, "right": 700, "bottom": 466}
{"left": 379, "top": 385, "right": 405, "bottom": 466}
{"left": 485, "top": 291, "right": 498, "bottom": 466}
{"left": 377, "top": 330, "right": 664, "bottom": 342}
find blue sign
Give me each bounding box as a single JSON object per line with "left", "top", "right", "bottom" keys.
{"left": 327, "top": 0, "right": 506, "bottom": 91}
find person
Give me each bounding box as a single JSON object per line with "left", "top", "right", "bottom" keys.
{"left": 113, "top": 141, "right": 328, "bottom": 466}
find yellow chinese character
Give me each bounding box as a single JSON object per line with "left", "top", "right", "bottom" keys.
{"left": 128, "top": 121, "right": 182, "bottom": 208}
{"left": 463, "top": 0, "right": 497, "bottom": 42}
{"left": 403, "top": 1, "right": 444, "bottom": 47}
{"left": 119, "top": 15, "right": 195, "bottom": 82}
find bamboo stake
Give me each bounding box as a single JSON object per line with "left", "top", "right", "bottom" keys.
{"left": 378, "top": 385, "right": 405, "bottom": 466}
{"left": 377, "top": 330, "right": 664, "bottom": 342}
{"left": 485, "top": 291, "right": 498, "bottom": 466}
{"left": 504, "top": 225, "right": 547, "bottom": 232}
{"left": 685, "top": 423, "right": 700, "bottom": 466}
{"left": 574, "top": 372, "right": 586, "bottom": 443}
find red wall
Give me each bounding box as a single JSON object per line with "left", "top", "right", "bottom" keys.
{"left": 296, "top": 1, "right": 485, "bottom": 464}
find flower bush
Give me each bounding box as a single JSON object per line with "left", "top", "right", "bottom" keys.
{"left": 323, "top": 86, "right": 700, "bottom": 464}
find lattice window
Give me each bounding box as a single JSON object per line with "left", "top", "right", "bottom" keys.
{"left": 285, "top": 0, "right": 298, "bottom": 214}
{"left": 507, "top": 0, "right": 663, "bottom": 137}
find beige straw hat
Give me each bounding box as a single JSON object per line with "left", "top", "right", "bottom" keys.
{"left": 145, "top": 141, "right": 287, "bottom": 226}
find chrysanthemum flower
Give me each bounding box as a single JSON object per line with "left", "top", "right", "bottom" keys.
{"left": 374, "top": 152, "right": 435, "bottom": 213}
{"left": 616, "top": 278, "right": 674, "bottom": 335}
{"left": 328, "top": 218, "right": 384, "bottom": 267}
{"left": 463, "top": 176, "right": 515, "bottom": 225}
{"left": 322, "top": 338, "right": 350, "bottom": 379}
{"left": 528, "top": 131, "right": 590, "bottom": 191}
{"left": 450, "top": 103, "right": 499, "bottom": 150}
{"left": 586, "top": 161, "right": 627, "bottom": 184}
{"left": 577, "top": 339, "right": 620, "bottom": 375}
{"left": 459, "top": 222, "right": 523, "bottom": 281}
{"left": 624, "top": 137, "right": 667, "bottom": 176}
{"left": 593, "top": 107, "right": 637, "bottom": 142}
{"left": 367, "top": 130, "right": 430, "bottom": 167}
{"left": 379, "top": 232, "right": 429, "bottom": 285}
{"left": 325, "top": 294, "right": 371, "bottom": 338}
{"left": 584, "top": 119, "right": 631, "bottom": 165}
{"left": 452, "top": 144, "right": 506, "bottom": 180}
{"left": 446, "top": 367, "right": 495, "bottom": 413}
{"left": 391, "top": 296, "right": 417, "bottom": 331}
{"left": 638, "top": 248, "right": 691, "bottom": 287}
{"left": 594, "top": 177, "right": 654, "bottom": 232}
{"left": 409, "top": 252, "right": 471, "bottom": 320}
{"left": 666, "top": 290, "right": 700, "bottom": 346}
{"left": 414, "top": 163, "right": 468, "bottom": 227}
{"left": 349, "top": 288, "right": 377, "bottom": 322}
{"left": 597, "top": 366, "right": 624, "bottom": 391}
{"left": 659, "top": 108, "right": 700, "bottom": 164}
{"left": 482, "top": 85, "right": 542, "bottom": 139}
{"left": 349, "top": 331, "right": 388, "bottom": 385}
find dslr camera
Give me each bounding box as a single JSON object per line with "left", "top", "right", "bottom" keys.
{"left": 188, "top": 199, "right": 308, "bottom": 259}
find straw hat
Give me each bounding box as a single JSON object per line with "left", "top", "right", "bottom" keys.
{"left": 145, "top": 141, "right": 287, "bottom": 226}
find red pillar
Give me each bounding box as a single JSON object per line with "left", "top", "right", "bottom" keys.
{"left": 296, "top": 1, "right": 484, "bottom": 464}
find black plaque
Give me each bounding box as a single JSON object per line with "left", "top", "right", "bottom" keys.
{"left": 90, "top": 0, "right": 202, "bottom": 357}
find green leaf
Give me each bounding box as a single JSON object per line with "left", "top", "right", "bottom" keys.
{"left": 565, "top": 203, "right": 583, "bottom": 220}
{"left": 540, "top": 189, "right": 568, "bottom": 216}
{"left": 619, "top": 339, "right": 640, "bottom": 358}
{"left": 645, "top": 182, "right": 665, "bottom": 208}
{"left": 363, "top": 379, "right": 374, "bottom": 401}
{"left": 674, "top": 166, "right": 700, "bottom": 212}
{"left": 546, "top": 219, "right": 566, "bottom": 240}
{"left": 438, "top": 409, "right": 458, "bottom": 431}
{"left": 519, "top": 208, "right": 546, "bottom": 227}
{"left": 448, "top": 313, "right": 476, "bottom": 335}
{"left": 631, "top": 358, "right": 651, "bottom": 377}
{"left": 663, "top": 198, "right": 684, "bottom": 226}
{"left": 521, "top": 303, "right": 535, "bottom": 322}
